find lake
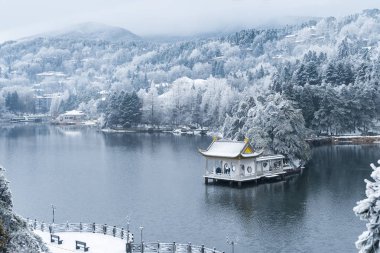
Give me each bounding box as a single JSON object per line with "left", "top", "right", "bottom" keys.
{"left": 0, "top": 124, "right": 377, "bottom": 252}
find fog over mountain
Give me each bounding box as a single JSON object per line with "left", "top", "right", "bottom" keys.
{"left": 0, "top": 0, "right": 378, "bottom": 42}
{"left": 36, "top": 22, "right": 141, "bottom": 42}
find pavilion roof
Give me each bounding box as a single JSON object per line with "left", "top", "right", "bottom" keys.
{"left": 199, "top": 139, "right": 262, "bottom": 158}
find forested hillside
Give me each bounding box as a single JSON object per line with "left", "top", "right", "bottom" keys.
{"left": 1, "top": 9, "right": 380, "bottom": 160}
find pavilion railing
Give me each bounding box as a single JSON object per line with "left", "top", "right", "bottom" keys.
{"left": 27, "top": 219, "right": 224, "bottom": 253}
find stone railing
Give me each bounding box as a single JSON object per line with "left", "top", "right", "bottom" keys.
{"left": 128, "top": 242, "right": 224, "bottom": 253}
{"left": 27, "top": 219, "right": 225, "bottom": 253}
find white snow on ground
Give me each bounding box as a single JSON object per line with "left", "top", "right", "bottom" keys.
{"left": 34, "top": 231, "right": 126, "bottom": 253}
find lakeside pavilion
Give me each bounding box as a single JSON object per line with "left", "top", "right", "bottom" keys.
{"left": 199, "top": 139, "right": 291, "bottom": 187}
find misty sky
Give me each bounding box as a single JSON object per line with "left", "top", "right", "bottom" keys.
{"left": 0, "top": 0, "right": 379, "bottom": 42}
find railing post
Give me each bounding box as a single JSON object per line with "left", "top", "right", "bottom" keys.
{"left": 141, "top": 241, "right": 144, "bottom": 253}
{"left": 201, "top": 244, "right": 205, "bottom": 253}
{"left": 121, "top": 228, "right": 124, "bottom": 239}
{"left": 126, "top": 242, "right": 132, "bottom": 253}
{"left": 187, "top": 242, "right": 191, "bottom": 253}
{"left": 103, "top": 224, "right": 107, "bottom": 234}
{"left": 113, "top": 226, "right": 116, "bottom": 237}
{"left": 48, "top": 224, "right": 52, "bottom": 234}
{"left": 92, "top": 222, "right": 95, "bottom": 233}
{"left": 173, "top": 242, "right": 176, "bottom": 252}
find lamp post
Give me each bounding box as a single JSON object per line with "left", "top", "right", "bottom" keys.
{"left": 139, "top": 226, "right": 144, "bottom": 243}
{"left": 126, "top": 216, "right": 130, "bottom": 232}
{"left": 226, "top": 236, "right": 238, "bottom": 253}
{"left": 126, "top": 216, "right": 131, "bottom": 242}
{"left": 51, "top": 204, "right": 56, "bottom": 224}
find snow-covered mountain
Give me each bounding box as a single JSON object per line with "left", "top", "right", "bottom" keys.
{"left": 1, "top": 9, "right": 380, "bottom": 139}
{"left": 34, "top": 22, "right": 141, "bottom": 41}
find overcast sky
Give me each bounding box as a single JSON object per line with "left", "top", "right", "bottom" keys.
{"left": 0, "top": 0, "right": 379, "bottom": 42}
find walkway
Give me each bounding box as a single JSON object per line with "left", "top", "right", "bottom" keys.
{"left": 34, "top": 230, "right": 126, "bottom": 253}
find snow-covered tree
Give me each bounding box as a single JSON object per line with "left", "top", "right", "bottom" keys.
{"left": 354, "top": 161, "right": 380, "bottom": 253}
{"left": 0, "top": 168, "right": 48, "bottom": 252}
{"left": 243, "top": 93, "right": 310, "bottom": 163}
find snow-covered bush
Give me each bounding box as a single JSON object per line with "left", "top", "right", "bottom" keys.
{"left": 354, "top": 161, "right": 380, "bottom": 253}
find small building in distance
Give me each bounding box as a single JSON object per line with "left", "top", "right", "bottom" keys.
{"left": 199, "top": 139, "right": 296, "bottom": 187}
{"left": 54, "top": 110, "right": 86, "bottom": 125}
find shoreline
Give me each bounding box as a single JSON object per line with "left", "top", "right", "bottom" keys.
{"left": 306, "top": 135, "right": 380, "bottom": 146}
{"left": 3, "top": 122, "right": 380, "bottom": 147}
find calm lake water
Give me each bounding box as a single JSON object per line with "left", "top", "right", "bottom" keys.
{"left": 0, "top": 125, "right": 378, "bottom": 252}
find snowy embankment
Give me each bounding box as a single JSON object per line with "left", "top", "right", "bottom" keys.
{"left": 34, "top": 231, "right": 126, "bottom": 253}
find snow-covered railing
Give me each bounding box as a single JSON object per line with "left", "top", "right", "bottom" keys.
{"left": 26, "top": 219, "right": 132, "bottom": 241}
{"left": 27, "top": 219, "right": 225, "bottom": 253}
{"left": 128, "top": 242, "right": 224, "bottom": 253}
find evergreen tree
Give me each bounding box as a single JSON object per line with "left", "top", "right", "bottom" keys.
{"left": 356, "top": 63, "right": 370, "bottom": 84}
{"left": 243, "top": 94, "right": 310, "bottom": 162}
{"left": 5, "top": 92, "right": 18, "bottom": 112}
{"left": 311, "top": 84, "right": 340, "bottom": 134}
{"left": 293, "top": 85, "right": 315, "bottom": 128}
{"left": 354, "top": 161, "right": 380, "bottom": 253}
{"left": 336, "top": 63, "right": 346, "bottom": 85}
{"left": 105, "top": 92, "right": 119, "bottom": 127}
{"left": 293, "top": 64, "right": 307, "bottom": 86}
{"left": 222, "top": 96, "right": 255, "bottom": 140}
{"left": 304, "top": 61, "right": 320, "bottom": 85}
{"left": 192, "top": 91, "right": 202, "bottom": 126}
{"left": 343, "top": 63, "right": 354, "bottom": 85}
{"left": 325, "top": 62, "right": 337, "bottom": 85}
{"left": 119, "top": 91, "right": 142, "bottom": 127}
{"left": 271, "top": 72, "right": 282, "bottom": 93}
{"left": 338, "top": 38, "right": 350, "bottom": 59}
{"left": 356, "top": 83, "right": 376, "bottom": 133}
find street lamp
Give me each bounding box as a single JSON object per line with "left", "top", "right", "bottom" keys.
{"left": 226, "top": 235, "right": 238, "bottom": 253}
{"left": 126, "top": 216, "right": 131, "bottom": 242}
{"left": 126, "top": 216, "right": 131, "bottom": 232}
{"left": 139, "top": 226, "right": 144, "bottom": 243}
{"left": 51, "top": 204, "right": 56, "bottom": 224}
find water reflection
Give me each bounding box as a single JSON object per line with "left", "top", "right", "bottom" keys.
{"left": 0, "top": 124, "right": 51, "bottom": 138}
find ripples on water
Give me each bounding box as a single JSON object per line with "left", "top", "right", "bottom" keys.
{"left": 0, "top": 125, "right": 378, "bottom": 252}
